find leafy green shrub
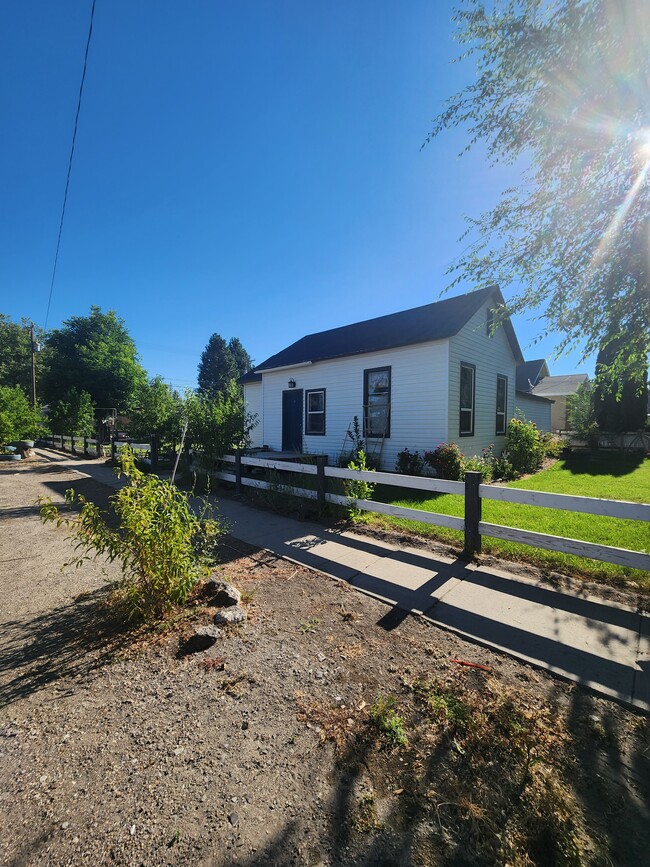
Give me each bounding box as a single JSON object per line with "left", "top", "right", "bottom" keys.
{"left": 369, "top": 695, "right": 408, "bottom": 746}
{"left": 424, "top": 442, "right": 465, "bottom": 480}
{"left": 540, "top": 431, "right": 564, "bottom": 459}
{"left": 39, "top": 448, "right": 223, "bottom": 621}
{"left": 463, "top": 451, "right": 493, "bottom": 482}
{"left": 395, "top": 448, "right": 425, "bottom": 476}
{"left": 504, "top": 418, "right": 545, "bottom": 475}
{"left": 185, "top": 382, "right": 257, "bottom": 471}
{"left": 48, "top": 387, "right": 95, "bottom": 436}
{"left": 491, "top": 452, "right": 518, "bottom": 481}
{"left": 344, "top": 449, "right": 376, "bottom": 521}
{"left": 0, "top": 385, "right": 45, "bottom": 443}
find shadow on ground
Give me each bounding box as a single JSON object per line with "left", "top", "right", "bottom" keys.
{"left": 0, "top": 585, "right": 130, "bottom": 707}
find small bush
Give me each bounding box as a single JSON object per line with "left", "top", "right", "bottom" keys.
{"left": 0, "top": 385, "right": 45, "bottom": 443}
{"left": 463, "top": 446, "right": 493, "bottom": 482}
{"left": 491, "top": 452, "right": 518, "bottom": 481}
{"left": 39, "top": 448, "right": 223, "bottom": 621}
{"left": 424, "top": 442, "right": 465, "bottom": 480}
{"left": 505, "top": 418, "right": 545, "bottom": 475}
{"left": 395, "top": 448, "right": 425, "bottom": 476}
{"left": 344, "top": 450, "right": 376, "bottom": 521}
{"left": 540, "top": 431, "right": 564, "bottom": 459}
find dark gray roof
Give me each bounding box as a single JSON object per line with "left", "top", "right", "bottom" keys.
{"left": 240, "top": 371, "right": 262, "bottom": 384}
{"left": 532, "top": 374, "right": 589, "bottom": 398}
{"left": 515, "top": 389, "right": 554, "bottom": 403}
{"left": 516, "top": 358, "right": 549, "bottom": 392}
{"left": 249, "top": 286, "right": 523, "bottom": 374}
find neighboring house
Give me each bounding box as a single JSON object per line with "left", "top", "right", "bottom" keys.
{"left": 241, "top": 286, "right": 525, "bottom": 470}
{"left": 514, "top": 358, "right": 553, "bottom": 432}
{"left": 531, "top": 373, "right": 589, "bottom": 431}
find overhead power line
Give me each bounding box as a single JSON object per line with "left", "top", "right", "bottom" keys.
{"left": 44, "top": 0, "right": 97, "bottom": 330}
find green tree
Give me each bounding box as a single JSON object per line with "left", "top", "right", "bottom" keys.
{"left": 48, "top": 388, "right": 96, "bottom": 436}
{"left": 0, "top": 385, "right": 44, "bottom": 443}
{"left": 0, "top": 315, "right": 48, "bottom": 399}
{"left": 593, "top": 335, "right": 648, "bottom": 432}
{"left": 227, "top": 337, "right": 253, "bottom": 379}
{"left": 197, "top": 333, "right": 252, "bottom": 395}
{"left": 129, "top": 377, "right": 183, "bottom": 445}
{"left": 428, "top": 0, "right": 650, "bottom": 389}
{"left": 566, "top": 381, "right": 597, "bottom": 441}
{"left": 185, "top": 383, "right": 256, "bottom": 469}
{"left": 42, "top": 307, "right": 146, "bottom": 412}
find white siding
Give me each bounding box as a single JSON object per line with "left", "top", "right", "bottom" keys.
{"left": 447, "top": 301, "right": 518, "bottom": 455}
{"left": 515, "top": 394, "right": 552, "bottom": 432}
{"left": 244, "top": 382, "right": 263, "bottom": 447}
{"left": 254, "top": 342, "right": 450, "bottom": 470}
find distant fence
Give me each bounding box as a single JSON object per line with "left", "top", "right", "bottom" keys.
{"left": 217, "top": 453, "right": 650, "bottom": 572}
{"left": 38, "top": 433, "right": 160, "bottom": 471}
{"left": 39, "top": 434, "right": 102, "bottom": 459}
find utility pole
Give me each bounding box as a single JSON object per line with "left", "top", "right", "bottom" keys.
{"left": 30, "top": 323, "right": 37, "bottom": 408}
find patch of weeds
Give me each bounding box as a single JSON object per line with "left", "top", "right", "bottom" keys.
{"left": 411, "top": 679, "right": 471, "bottom": 730}
{"left": 240, "top": 589, "right": 256, "bottom": 605}
{"left": 219, "top": 672, "right": 256, "bottom": 698}
{"left": 369, "top": 695, "right": 408, "bottom": 747}
{"left": 298, "top": 616, "right": 320, "bottom": 633}
{"left": 353, "top": 792, "right": 383, "bottom": 833}
{"left": 295, "top": 697, "right": 359, "bottom": 751}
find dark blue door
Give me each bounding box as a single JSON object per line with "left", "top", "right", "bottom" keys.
{"left": 282, "top": 389, "right": 303, "bottom": 452}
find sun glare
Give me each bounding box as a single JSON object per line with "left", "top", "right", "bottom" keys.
{"left": 635, "top": 128, "right": 650, "bottom": 163}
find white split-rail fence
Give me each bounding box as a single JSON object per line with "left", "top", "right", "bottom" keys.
{"left": 216, "top": 453, "right": 650, "bottom": 572}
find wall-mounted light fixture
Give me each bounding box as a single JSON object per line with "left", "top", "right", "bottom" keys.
{"left": 288, "top": 378, "right": 296, "bottom": 389}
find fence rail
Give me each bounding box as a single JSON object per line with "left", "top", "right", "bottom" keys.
{"left": 219, "top": 453, "right": 650, "bottom": 572}
{"left": 38, "top": 434, "right": 102, "bottom": 458}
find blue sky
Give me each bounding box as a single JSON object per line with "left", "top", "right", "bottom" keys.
{"left": 0, "top": 0, "right": 592, "bottom": 391}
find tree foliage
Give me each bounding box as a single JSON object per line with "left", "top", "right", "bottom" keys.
{"left": 428, "top": 0, "right": 650, "bottom": 388}
{"left": 197, "top": 333, "right": 252, "bottom": 395}
{"left": 0, "top": 315, "right": 48, "bottom": 399}
{"left": 185, "top": 383, "right": 257, "bottom": 469}
{"left": 48, "top": 388, "right": 96, "bottom": 436}
{"left": 42, "top": 307, "right": 146, "bottom": 412}
{"left": 129, "top": 376, "right": 183, "bottom": 445}
{"left": 0, "top": 385, "right": 45, "bottom": 443}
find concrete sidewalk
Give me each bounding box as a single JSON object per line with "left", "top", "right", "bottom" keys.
{"left": 38, "top": 449, "right": 650, "bottom": 713}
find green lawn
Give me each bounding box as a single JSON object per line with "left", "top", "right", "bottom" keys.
{"left": 371, "top": 452, "right": 650, "bottom": 590}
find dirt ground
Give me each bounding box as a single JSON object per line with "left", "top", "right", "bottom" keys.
{"left": 1, "top": 454, "right": 649, "bottom": 867}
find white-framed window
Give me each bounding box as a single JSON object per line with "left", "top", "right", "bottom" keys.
{"left": 305, "top": 389, "right": 326, "bottom": 435}
{"left": 496, "top": 374, "right": 508, "bottom": 435}
{"left": 459, "top": 362, "right": 475, "bottom": 437}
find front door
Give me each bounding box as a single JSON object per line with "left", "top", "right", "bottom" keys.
{"left": 282, "top": 389, "right": 303, "bottom": 452}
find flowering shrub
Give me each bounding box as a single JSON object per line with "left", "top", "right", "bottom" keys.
{"left": 424, "top": 443, "right": 465, "bottom": 480}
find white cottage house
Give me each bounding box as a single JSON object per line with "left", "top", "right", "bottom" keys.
{"left": 240, "top": 286, "right": 526, "bottom": 470}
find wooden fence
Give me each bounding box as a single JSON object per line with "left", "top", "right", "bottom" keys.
{"left": 38, "top": 434, "right": 102, "bottom": 459}
{"left": 216, "top": 453, "right": 650, "bottom": 572}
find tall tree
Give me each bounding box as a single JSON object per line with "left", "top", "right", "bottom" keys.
{"left": 0, "top": 315, "right": 48, "bottom": 400}
{"left": 129, "top": 376, "right": 183, "bottom": 444}
{"left": 198, "top": 334, "right": 252, "bottom": 395}
{"left": 428, "top": 0, "right": 650, "bottom": 389}
{"left": 42, "top": 307, "right": 146, "bottom": 412}
{"left": 227, "top": 337, "right": 253, "bottom": 379}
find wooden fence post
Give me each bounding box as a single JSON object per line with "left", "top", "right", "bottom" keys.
{"left": 235, "top": 450, "right": 242, "bottom": 495}
{"left": 316, "top": 455, "right": 327, "bottom": 506}
{"left": 463, "top": 471, "right": 482, "bottom": 558}
{"left": 71, "top": 435, "right": 76, "bottom": 455}
{"left": 111, "top": 436, "right": 117, "bottom": 464}
{"left": 96, "top": 423, "right": 102, "bottom": 457}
